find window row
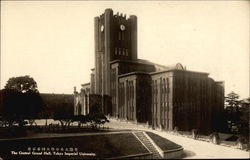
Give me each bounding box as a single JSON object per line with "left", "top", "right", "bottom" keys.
{"left": 152, "top": 78, "right": 170, "bottom": 104}
{"left": 118, "top": 32, "right": 126, "bottom": 41}
{"left": 115, "top": 47, "right": 129, "bottom": 56}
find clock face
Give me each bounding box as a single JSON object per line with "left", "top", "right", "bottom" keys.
{"left": 100, "top": 25, "right": 104, "bottom": 32}
{"left": 120, "top": 24, "right": 125, "bottom": 31}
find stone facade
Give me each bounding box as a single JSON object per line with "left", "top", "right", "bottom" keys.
{"left": 74, "top": 8, "right": 224, "bottom": 134}
{"left": 117, "top": 72, "right": 151, "bottom": 123}
{"left": 150, "top": 69, "right": 224, "bottom": 133}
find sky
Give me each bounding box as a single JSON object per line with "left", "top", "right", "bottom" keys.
{"left": 1, "top": 1, "right": 249, "bottom": 99}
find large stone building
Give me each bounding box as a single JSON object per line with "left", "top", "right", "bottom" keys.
{"left": 74, "top": 9, "right": 224, "bottom": 134}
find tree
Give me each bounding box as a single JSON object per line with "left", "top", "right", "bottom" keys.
{"left": 238, "top": 98, "right": 249, "bottom": 138}
{"left": 90, "top": 113, "right": 109, "bottom": 129}
{"left": 225, "top": 91, "right": 240, "bottom": 110}
{"left": 4, "top": 75, "right": 38, "bottom": 93}
{"left": 72, "top": 115, "right": 89, "bottom": 128}
{"left": 53, "top": 111, "right": 73, "bottom": 129}
{"left": 0, "top": 89, "right": 21, "bottom": 126}
{"left": 1, "top": 76, "right": 44, "bottom": 127}
{"left": 89, "top": 103, "right": 107, "bottom": 128}
{"left": 225, "top": 91, "right": 241, "bottom": 133}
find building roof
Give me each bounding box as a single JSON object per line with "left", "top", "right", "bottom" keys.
{"left": 110, "top": 59, "right": 155, "bottom": 66}
{"left": 150, "top": 68, "right": 209, "bottom": 76}
{"left": 136, "top": 61, "right": 210, "bottom": 76}
{"left": 137, "top": 59, "right": 170, "bottom": 71}
{"left": 118, "top": 71, "right": 150, "bottom": 78}
{"left": 81, "top": 83, "right": 91, "bottom": 90}
{"left": 81, "top": 82, "right": 90, "bottom": 87}
{"left": 241, "top": 98, "right": 250, "bottom": 104}
{"left": 110, "top": 59, "right": 210, "bottom": 76}
{"left": 110, "top": 59, "right": 186, "bottom": 72}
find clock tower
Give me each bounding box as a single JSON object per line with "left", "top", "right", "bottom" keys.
{"left": 94, "top": 9, "right": 137, "bottom": 95}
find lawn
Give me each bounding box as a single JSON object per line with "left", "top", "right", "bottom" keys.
{"left": 0, "top": 132, "right": 150, "bottom": 159}
{"left": 146, "top": 132, "right": 182, "bottom": 151}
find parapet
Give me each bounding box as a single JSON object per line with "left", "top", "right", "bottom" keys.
{"left": 95, "top": 8, "right": 137, "bottom": 21}
{"left": 105, "top": 8, "right": 113, "bottom": 13}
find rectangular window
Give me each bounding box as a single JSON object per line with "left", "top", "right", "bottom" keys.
{"left": 122, "top": 32, "right": 125, "bottom": 40}
{"left": 115, "top": 48, "right": 117, "bottom": 55}
{"left": 118, "top": 48, "right": 121, "bottom": 55}
{"left": 126, "top": 49, "right": 128, "bottom": 56}
{"left": 118, "top": 32, "right": 121, "bottom": 40}
{"left": 122, "top": 48, "right": 125, "bottom": 56}
{"left": 167, "top": 78, "right": 170, "bottom": 93}
{"left": 152, "top": 81, "right": 154, "bottom": 114}
{"left": 160, "top": 78, "right": 162, "bottom": 103}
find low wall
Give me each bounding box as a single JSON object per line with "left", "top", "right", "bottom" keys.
{"left": 162, "top": 147, "right": 184, "bottom": 159}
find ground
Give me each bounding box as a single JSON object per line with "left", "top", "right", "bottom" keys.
{"left": 103, "top": 118, "right": 249, "bottom": 159}
{"left": 13, "top": 119, "right": 249, "bottom": 159}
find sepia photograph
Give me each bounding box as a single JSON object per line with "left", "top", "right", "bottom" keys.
{"left": 0, "top": 0, "right": 249, "bottom": 159}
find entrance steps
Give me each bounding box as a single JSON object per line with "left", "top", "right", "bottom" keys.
{"left": 133, "top": 132, "right": 162, "bottom": 159}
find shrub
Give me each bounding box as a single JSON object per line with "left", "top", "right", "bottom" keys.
{"left": 209, "top": 132, "right": 220, "bottom": 145}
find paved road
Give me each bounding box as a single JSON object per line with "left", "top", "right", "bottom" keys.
{"left": 104, "top": 119, "right": 249, "bottom": 159}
